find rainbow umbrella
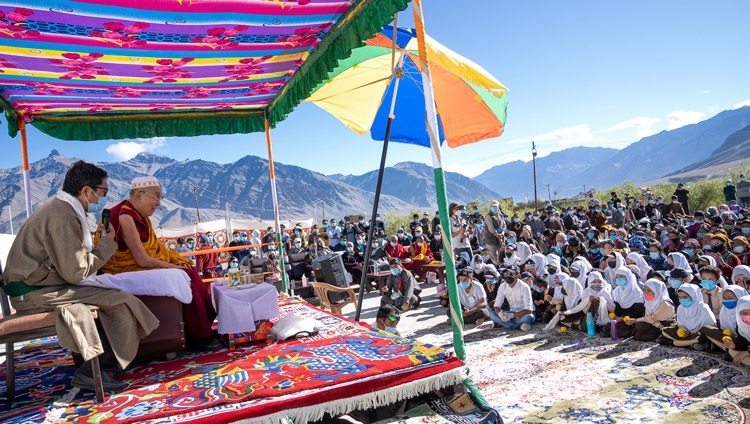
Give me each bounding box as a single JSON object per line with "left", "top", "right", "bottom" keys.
{"left": 307, "top": 25, "right": 508, "bottom": 148}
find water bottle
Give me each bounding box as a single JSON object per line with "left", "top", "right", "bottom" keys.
{"left": 301, "top": 274, "right": 308, "bottom": 288}
{"left": 610, "top": 319, "right": 619, "bottom": 341}
{"left": 586, "top": 312, "right": 596, "bottom": 337}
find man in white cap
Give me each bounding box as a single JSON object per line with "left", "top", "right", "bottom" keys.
{"left": 100, "top": 176, "right": 220, "bottom": 351}
{"left": 3, "top": 161, "right": 159, "bottom": 392}
{"left": 484, "top": 200, "right": 506, "bottom": 265}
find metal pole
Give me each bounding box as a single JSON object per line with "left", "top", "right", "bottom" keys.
{"left": 18, "top": 118, "right": 32, "bottom": 219}
{"left": 264, "top": 110, "right": 287, "bottom": 293}
{"left": 354, "top": 33, "right": 406, "bottom": 322}
{"left": 192, "top": 186, "right": 201, "bottom": 222}
{"left": 532, "top": 141, "right": 538, "bottom": 211}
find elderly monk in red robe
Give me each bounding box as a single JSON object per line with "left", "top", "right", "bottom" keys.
{"left": 409, "top": 235, "right": 435, "bottom": 280}
{"left": 99, "top": 176, "right": 219, "bottom": 352}
{"left": 384, "top": 234, "right": 414, "bottom": 272}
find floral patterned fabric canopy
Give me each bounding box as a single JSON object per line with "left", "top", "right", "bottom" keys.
{"left": 0, "top": 0, "right": 408, "bottom": 140}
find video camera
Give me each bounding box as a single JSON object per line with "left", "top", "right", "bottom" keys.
{"left": 624, "top": 194, "right": 634, "bottom": 208}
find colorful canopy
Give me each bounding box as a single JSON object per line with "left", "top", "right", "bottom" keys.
{"left": 307, "top": 25, "right": 508, "bottom": 148}
{"left": 0, "top": 0, "right": 409, "bottom": 140}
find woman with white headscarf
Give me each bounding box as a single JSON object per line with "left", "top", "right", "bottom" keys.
{"left": 569, "top": 257, "right": 592, "bottom": 288}
{"left": 732, "top": 265, "right": 750, "bottom": 290}
{"left": 628, "top": 279, "right": 675, "bottom": 341}
{"left": 660, "top": 283, "right": 716, "bottom": 348}
{"left": 602, "top": 251, "right": 625, "bottom": 288}
{"left": 701, "top": 285, "right": 749, "bottom": 353}
{"left": 667, "top": 252, "right": 692, "bottom": 274}
{"left": 529, "top": 253, "right": 548, "bottom": 279}
{"left": 601, "top": 267, "right": 645, "bottom": 339}
{"left": 560, "top": 271, "right": 615, "bottom": 331}
{"left": 722, "top": 295, "right": 750, "bottom": 366}
{"left": 557, "top": 275, "right": 585, "bottom": 327}
{"left": 626, "top": 252, "right": 653, "bottom": 283}
{"left": 546, "top": 254, "right": 565, "bottom": 310}
{"left": 516, "top": 241, "right": 533, "bottom": 265}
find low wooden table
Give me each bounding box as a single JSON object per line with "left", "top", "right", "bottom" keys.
{"left": 366, "top": 270, "right": 391, "bottom": 293}
{"left": 421, "top": 263, "right": 446, "bottom": 285}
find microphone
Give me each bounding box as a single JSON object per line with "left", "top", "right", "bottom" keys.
{"left": 101, "top": 208, "right": 111, "bottom": 232}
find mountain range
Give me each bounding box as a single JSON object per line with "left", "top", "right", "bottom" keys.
{"left": 0, "top": 153, "right": 499, "bottom": 233}
{"left": 475, "top": 106, "right": 750, "bottom": 200}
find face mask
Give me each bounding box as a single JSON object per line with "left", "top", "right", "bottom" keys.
{"left": 295, "top": 243, "right": 301, "bottom": 248}
{"left": 372, "top": 243, "right": 378, "bottom": 248}
{"left": 587, "top": 233, "right": 595, "bottom": 240}
{"left": 384, "top": 326, "right": 398, "bottom": 334}
{"left": 703, "top": 244, "right": 712, "bottom": 251}
{"left": 723, "top": 300, "right": 738, "bottom": 309}
{"left": 390, "top": 267, "right": 400, "bottom": 276}
{"left": 696, "top": 232, "right": 706, "bottom": 239}
{"left": 513, "top": 218, "right": 520, "bottom": 223}
{"left": 473, "top": 264, "right": 484, "bottom": 271}
{"left": 742, "top": 316, "right": 750, "bottom": 325}
{"left": 535, "top": 288, "right": 544, "bottom": 293}
{"left": 578, "top": 212, "right": 585, "bottom": 217}
{"left": 684, "top": 249, "right": 694, "bottom": 257}
{"left": 679, "top": 297, "right": 693, "bottom": 308}
{"left": 504, "top": 275, "right": 516, "bottom": 284}
{"left": 734, "top": 246, "right": 746, "bottom": 253}
{"left": 644, "top": 293, "right": 655, "bottom": 301}
{"left": 617, "top": 207, "right": 623, "bottom": 212}
{"left": 435, "top": 214, "right": 439, "bottom": 219}
{"left": 233, "top": 237, "right": 240, "bottom": 242}
{"left": 669, "top": 279, "right": 682, "bottom": 289}
{"left": 713, "top": 243, "right": 725, "bottom": 253}
{"left": 390, "top": 241, "right": 397, "bottom": 247}
{"left": 700, "top": 280, "right": 717, "bottom": 291}
{"left": 187, "top": 243, "right": 195, "bottom": 249}
{"left": 615, "top": 277, "right": 628, "bottom": 287}
{"left": 608, "top": 261, "right": 617, "bottom": 269}
{"left": 609, "top": 235, "right": 617, "bottom": 242}
{"left": 507, "top": 238, "right": 515, "bottom": 244}
{"left": 570, "top": 269, "right": 580, "bottom": 278}
{"left": 486, "top": 278, "right": 496, "bottom": 285}
{"left": 556, "top": 242, "right": 565, "bottom": 248}
{"left": 594, "top": 209, "right": 601, "bottom": 213}
{"left": 414, "top": 219, "right": 419, "bottom": 223}
{"left": 86, "top": 189, "right": 107, "bottom": 213}
{"left": 359, "top": 220, "right": 364, "bottom": 224}
{"left": 649, "top": 252, "right": 660, "bottom": 260}
{"left": 459, "top": 281, "right": 470, "bottom": 289}
{"left": 591, "top": 248, "right": 600, "bottom": 254}
{"left": 742, "top": 228, "right": 750, "bottom": 235}
{"left": 415, "top": 232, "right": 422, "bottom": 237}
{"left": 490, "top": 206, "right": 498, "bottom": 213}
{"left": 268, "top": 254, "right": 276, "bottom": 260}
{"left": 417, "top": 242, "right": 423, "bottom": 247}
{"left": 547, "top": 268, "right": 557, "bottom": 275}
{"left": 207, "top": 236, "right": 214, "bottom": 242}
{"left": 230, "top": 262, "right": 239, "bottom": 269}
{"left": 645, "top": 236, "right": 652, "bottom": 242}
{"left": 347, "top": 247, "right": 354, "bottom": 252}
{"left": 590, "top": 284, "right": 603, "bottom": 292}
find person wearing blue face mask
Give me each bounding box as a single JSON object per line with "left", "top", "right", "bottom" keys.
{"left": 646, "top": 242, "right": 668, "bottom": 271}
{"left": 660, "top": 283, "right": 717, "bottom": 348}
{"left": 601, "top": 267, "right": 645, "bottom": 339}
{"left": 372, "top": 304, "right": 401, "bottom": 336}
{"left": 449, "top": 268, "right": 489, "bottom": 328}
{"left": 381, "top": 258, "right": 421, "bottom": 311}
{"left": 481, "top": 266, "right": 501, "bottom": 307}
{"left": 698, "top": 266, "right": 724, "bottom": 319}
{"left": 701, "top": 285, "right": 749, "bottom": 356}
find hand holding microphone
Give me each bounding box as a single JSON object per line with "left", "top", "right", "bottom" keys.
{"left": 100, "top": 208, "right": 115, "bottom": 240}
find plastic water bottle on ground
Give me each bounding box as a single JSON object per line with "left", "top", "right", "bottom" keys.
{"left": 610, "top": 319, "right": 619, "bottom": 341}
{"left": 301, "top": 274, "right": 308, "bottom": 287}
{"left": 586, "top": 312, "right": 596, "bottom": 337}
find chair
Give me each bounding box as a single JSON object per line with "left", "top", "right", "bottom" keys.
{"left": 308, "top": 281, "right": 357, "bottom": 316}
{"left": 0, "top": 260, "right": 105, "bottom": 404}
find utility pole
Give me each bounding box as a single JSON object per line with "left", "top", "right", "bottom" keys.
{"left": 532, "top": 141, "right": 538, "bottom": 211}
{"left": 546, "top": 184, "right": 551, "bottom": 202}
{"left": 192, "top": 186, "right": 202, "bottom": 223}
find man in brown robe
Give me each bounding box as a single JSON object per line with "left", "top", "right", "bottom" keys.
{"left": 3, "top": 161, "right": 159, "bottom": 392}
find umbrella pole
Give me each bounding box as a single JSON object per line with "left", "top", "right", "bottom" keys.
{"left": 412, "top": 0, "right": 465, "bottom": 360}
{"left": 18, "top": 118, "right": 32, "bottom": 219}
{"left": 264, "top": 110, "right": 287, "bottom": 294}
{"left": 354, "top": 49, "right": 406, "bottom": 322}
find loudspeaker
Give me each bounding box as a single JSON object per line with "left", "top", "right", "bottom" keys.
{"left": 312, "top": 253, "right": 350, "bottom": 303}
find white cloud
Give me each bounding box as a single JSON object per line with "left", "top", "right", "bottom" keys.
{"left": 734, "top": 98, "right": 750, "bottom": 109}
{"left": 666, "top": 110, "right": 705, "bottom": 130}
{"left": 106, "top": 137, "right": 166, "bottom": 161}
{"left": 599, "top": 117, "right": 661, "bottom": 139}
{"left": 505, "top": 124, "right": 601, "bottom": 148}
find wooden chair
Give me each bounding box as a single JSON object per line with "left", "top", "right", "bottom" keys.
{"left": 308, "top": 281, "right": 357, "bottom": 316}
{"left": 0, "top": 260, "right": 104, "bottom": 404}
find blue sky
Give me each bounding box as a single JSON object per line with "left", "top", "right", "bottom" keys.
{"left": 1, "top": 1, "right": 749, "bottom": 178}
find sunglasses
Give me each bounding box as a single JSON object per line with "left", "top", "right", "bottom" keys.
{"left": 387, "top": 315, "right": 400, "bottom": 323}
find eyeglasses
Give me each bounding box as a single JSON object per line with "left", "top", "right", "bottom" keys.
{"left": 140, "top": 191, "right": 165, "bottom": 201}
{"left": 387, "top": 315, "right": 400, "bottom": 323}
{"left": 92, "top": 186, "right": 109, "bottom": 196}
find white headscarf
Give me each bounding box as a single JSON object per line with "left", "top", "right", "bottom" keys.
{"left": 668, "top": 252, "right": 692, "bottom": 274}
{"left": 530, "top": 253, "right": 547, "bottom": 277}
{"left": 584, "top": 271, "right": 614, "bottom": 306}
{"left": 562, "top": 275, "right": 583, "bottom": 310}
{"left": 603, "top": 252, "right": 625, "bottom": 287}
{"left": 720, "top": 285, "right": 749, "bottom": 332}
{"left": 676, "top": 283, "right": 716, "bottom": 332}
{"left": 627, "top": 252, "right": 652, "bottom": 282}
{"left": 612, "top": 266, "right": 644, "bottom": 309}
{"left": 570, "top": 257, "right": 592, "bottom": 288}
{"left": 735, "top": 295, "right": 750, "bottom": 341}
{"left": 643, "top": 278, "right": 671, "bottom": 316}
{"left": 732, "top": 265, "right": 750, "bottom": 286}
{"left": 516, "top": 241, "right": 533, "bottom": 264}
{"left": 55, "top": 190, "right": 93, "bottom": 253}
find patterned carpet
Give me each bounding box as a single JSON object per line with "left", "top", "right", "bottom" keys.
{"left": 412, "top": 322, "right": 750, "bottom": 423}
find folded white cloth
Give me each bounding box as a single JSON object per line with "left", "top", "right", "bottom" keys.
{"left": 77, "top": 269, "right": 193, "bottom": 304}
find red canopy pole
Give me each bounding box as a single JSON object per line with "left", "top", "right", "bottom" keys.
{"left": 264, "top": 110, "right": 287, "bottom": 293}
{"left": 18, "top": 117, "right": 33, "bottom": 218}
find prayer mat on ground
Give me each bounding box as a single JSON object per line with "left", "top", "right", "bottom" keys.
{"left": 0, "top": 300, "right": 465, "bottom": 424}
{"left": 413, "top": 322, "right": 750, "bottom": 423}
